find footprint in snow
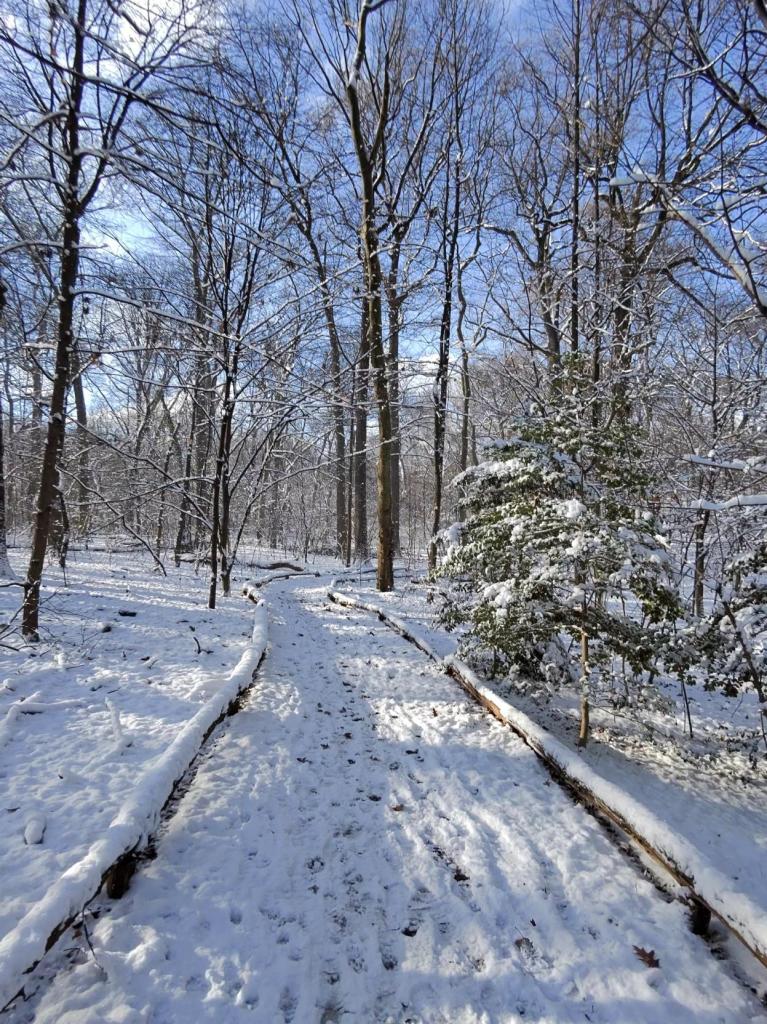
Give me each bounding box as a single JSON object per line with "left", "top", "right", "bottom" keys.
{"left": 346, "top": 943, "right": 366, "bottom": 973}
{"left": 380, "top": 942, "right": 398, "bottom": 970}
{"left": 320, "top": 1002, "right": 344, "bottom": 1024}
{"left": 279, "top": 987, "right": 298, "bottom": 1022}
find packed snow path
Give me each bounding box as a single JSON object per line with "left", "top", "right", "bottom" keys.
{"left": 20, "top": 579, "right": 760, "bottom": 1024}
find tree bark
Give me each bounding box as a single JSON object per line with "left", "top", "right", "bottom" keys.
{"left": 0, "top": 389, "right": 12, "bottom": 578}
{"left": 353, "top": 299, "right": 370, "bottom": 562}
{"left": 577, "top": 626, "right": 590, "bottom": 747}
{"left": 345, "top": 2, "right": 395, "bottom": 591}
{"left": 428, "top": 139, "right": 461, "bottom": 571}
{"left": 23, "top": 0, "right": 87, "bottom": 636}
{"left": 693, "top": 509, "right": 710, "bottom": 617}
{"left": 386, "top": 241, "right": 404, "bottom": 557}
{"left": 569, "top": 0, "right": 581, "bottom": 356}
{"left": 308, "top": 240, "right": 348, "bottom": 560}
{"left": 69, "top": 341, "right": 89, "bottom": 534}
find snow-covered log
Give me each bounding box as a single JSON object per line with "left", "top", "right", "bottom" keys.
{"left": 327, "top": 587, "right": 767, "bottom": 971}
{"left": 0, "top": 599, "right": 269, "bottom": 1011}
{"left": 242, "top": 570, "right": 320, "bottom": 599}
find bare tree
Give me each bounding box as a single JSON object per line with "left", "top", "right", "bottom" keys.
{"left": 0, "top": 0, "right": 208, "bottom": 635}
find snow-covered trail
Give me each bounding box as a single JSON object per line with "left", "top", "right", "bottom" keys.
{"left": 18, "top": 579, "right": 760, "bottom": 1024}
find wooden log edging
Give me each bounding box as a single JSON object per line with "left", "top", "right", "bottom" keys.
{"left": 242, "top": 571, "right": 321, "bottom": 598}
{"left": 327, "top": 587, "right": 767, "bottom": 971}
{"left": 0, "top": 600, "right": 269, "bottom": 1012}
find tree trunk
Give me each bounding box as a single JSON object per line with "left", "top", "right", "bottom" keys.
{"left": 309, "top": 241, "right": 348, "bottom": 560}
{"left": 208, "top": 353, "right": 237, "bottom": 609}
{"left": 346, "top": 2, "right": 394, "bottom": 592}
{"left": 219, "top": 404, "right": 234, "bottom": 596}
{"left": 174, "top": 433, "right": 195, "bottom": 566}
{"left": 353, "top": 300, "right": 370, "bottom": 562}
{"left": 193, "top": 354, "right": 215, "bottom": 552}
{"left": 428, "top": 143, "right": 461, "bottom": 571}
{"left": 345, "top": 367, "right": 356, "bottom": 566}
{"left": 569, "top": 0, "right": 581, "bottom": 356}
{"left": 456, "top": 247, "right": 473, "bottom": 478}
{"left": 69, "top": 342, "right": 89, "bottom": 534}
{"left": 386, "top": 243, "right": 403, "bottom": 557}
{"left": 0, "top": 393, "right": 13, "bottom": 578}
{"left": 23, "top": 0, "right": 86, "bottom": 636}
{"left": 693, "top": 509, "right": 710, "bottom": 617}
{"left": 155, "top": 443, "right": 173, "bottom": 564}
{"left": 578, "top": 626, "right": 590, "bottom": 747}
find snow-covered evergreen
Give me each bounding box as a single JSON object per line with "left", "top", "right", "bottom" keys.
{"left": 438, "top": 378, "right": 682, "bottom": 743}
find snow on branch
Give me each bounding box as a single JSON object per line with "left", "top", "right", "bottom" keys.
{"left": 683, "top": 454, "right": 767, "bottom": 473}
{"left": 693, "top": 494, "right": 767, "bottom": 511}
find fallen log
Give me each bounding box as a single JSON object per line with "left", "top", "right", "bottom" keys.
{"left": 252, "top": 561, "right": 305, "bottom": 572}
{"left": 327, "top": 586, "right": 767, "bottom": 972}
{"left": 0, "top": 601, "right": 269, "bottom": 1012}
{"left": 242, "top": 571, "right": 321, "bottom": 599}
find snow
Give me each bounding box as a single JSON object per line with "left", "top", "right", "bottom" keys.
{"left": 8, "top": 577, "right": 762, "bottom": 1022}
{"left": 693, "top": 494, "right": 767, "bottom": 511}
{"left": 0, "top": 551, "right": 267, "bottom": 1009}
{"left": 23, "top": 816, "right": 46, "bottom": 847}
{"left": 563, "top": 498, "right": 586, "bottom": 520}
{"left": 683, "top": 454, "right": 767, "bottom": 473}
{"left": 328, "top": 579, "right": 767, "bottom": 977}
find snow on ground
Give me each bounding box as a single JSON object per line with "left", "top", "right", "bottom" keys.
{"left": 0, "top": 549, "right": 255, "bottom": 946}
{"left": 9, "top": 578, "right": 764, "bottom": 1023}
{"left": 337, "top": 577, "right": 767, "bottom": 968}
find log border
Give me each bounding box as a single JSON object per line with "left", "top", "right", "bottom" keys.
{"left": 327, "top": 586, "right": 767, "bottom": 972}
{"left": 1, "top": 603, "right": 269, "bottom": 1013}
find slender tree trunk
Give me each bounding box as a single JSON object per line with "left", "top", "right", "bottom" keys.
{"left": 368, "top": 268, "right": 394, "bottom": 591}
{"left": 428, "top": 143, "right": 461, "bottom": 571}
{"left": 23, "top": 0, "right": 86, "bottom": 637}
{"left": 174, "top": 442, "right": 195, "bottom": 566}
{"left": 570, "top": 0, "right": 581, "bottom": 356}
{"left": 155, "top": 447, "right": 173, "bottom": 563}
{"left": 309, "top": 243, "right": 347, "bottom": 559}
{"left": 49, "top": 426, "right": 70, "bottom": 570}
{"left": 578, "top": 626, "right": 590, "bottom": 747}
{"left": 0, "top": 283, "right": 12, "bottom": 578}
{"left": 693, "top": 509, "right": 710, "bottom": 617}
{"left": 386, "top": 243, "right": 403, "bottom": 557}
{"left": 219, "top": 393, "right": 235, "bottom": 596}
{"left": 345, "top": 367, "right": 356, "bottom": 567}
{"left": 456, "top": 250, "right": 473, "bottom": 477}
{"left": 353, "top": 300, "right": 370, "bottom": 562}
{"left": 69, "top": 342, "right": 89, "bottom": 534}
{"left": 539, "top": 241, "right": 562, "bottom": 377}
{"left": 0, "top": 393, "right": 12, "bottom": 578}
{"left": 346, "top": 2, "right": 394, "bottom": 592}
{"left": 591, "top": 166, "right": 602, "bottom": 425}
{"left": 208, "top": 352, "right": 237, "bottom": 608}
{"left": 208, "top": 406, "right": 225, "bottom": 609}
{"left": 193, "top": 354, "right": 215, "bottom": 552}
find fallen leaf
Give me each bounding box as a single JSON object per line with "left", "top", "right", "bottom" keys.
{"left": 633, "top": 946, "right": 660, "bottom": 969}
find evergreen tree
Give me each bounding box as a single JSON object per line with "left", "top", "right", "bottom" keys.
{"left": 700, "top": 534, "right": 767, "bottom": 746}
{"left": 437, "top": 379, "right": 682, "bottom": 745}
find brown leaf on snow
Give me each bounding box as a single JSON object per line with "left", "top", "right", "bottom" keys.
{"left": 633, "top": 945, "right": 660, "bottom": 968}
{"left": 390, "top": 804, "right": 405, "bottom": 812}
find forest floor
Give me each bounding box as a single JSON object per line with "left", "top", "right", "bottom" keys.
{"left": 0, "top": 560, "right": 766, "bottom": 1022}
